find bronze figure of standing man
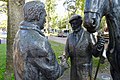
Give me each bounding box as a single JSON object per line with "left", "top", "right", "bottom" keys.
{"left": 62, "top": 15, "right": 105, "bottom": 80}
{"left": 13, "top": 1, "right": 68, "bottom": 80}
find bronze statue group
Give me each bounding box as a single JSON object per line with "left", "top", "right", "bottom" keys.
{"left": 13, "top": 1, "right": 116, "bottom": 80}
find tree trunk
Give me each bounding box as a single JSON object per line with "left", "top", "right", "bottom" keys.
{"left": 5, "top": 0, "right": 24, "bottom": 79}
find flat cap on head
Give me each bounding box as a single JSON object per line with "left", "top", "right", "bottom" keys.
{"left": 69, "top": 14, "right": 82, "bottom": 23}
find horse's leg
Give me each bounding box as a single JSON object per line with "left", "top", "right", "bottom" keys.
{"left": 106, "top": 49, "right": 120, "bottom": 80}
{"left": 110, "top": 65, "right": 120, "bottom": 80}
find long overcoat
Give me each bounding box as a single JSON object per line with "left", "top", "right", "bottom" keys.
{"left": 65, "top": 28, "right": 98, "bottom": 80}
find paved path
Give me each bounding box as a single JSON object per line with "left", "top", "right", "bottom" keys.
{"left": 48, "top": 36, "right": 67, "bottom": 44}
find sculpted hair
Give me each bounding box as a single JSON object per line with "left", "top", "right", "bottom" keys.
{"left": 23, "top": 1, "right": 45, "bottom": 22}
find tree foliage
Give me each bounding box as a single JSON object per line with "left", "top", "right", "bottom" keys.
{"left": 76, "top": 0, "right": 85, "bottom": 15}
{"left": 100, "top": 16, "right": 107, "bottom": 31}
{"left": 0, "top": 0, "right": 7, "bottom": 2}
{"left": 51, "top": 15, "right": 58, "bottom": 29}
{"left": 45, "top": 0, "right": 57, "bottom": 32}
{"left": 0, "top": 20, "right": 7, "bottom": 28}
{"left": 0, "top": 1, "right": 7, "bottom": 14}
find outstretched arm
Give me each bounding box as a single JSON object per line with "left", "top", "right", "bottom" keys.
{"left": 60, "top": 38, "right": 70, "bottom": 62}
{"left": 28, "top": 41, "right": 68, "bottom": 80}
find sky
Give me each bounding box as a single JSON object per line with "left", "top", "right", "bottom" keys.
{"left": 0, "top": 1, "right": 7, "bottom": 22}
{"left": 0, "top": 13, "right": 7, "bottom": 22}
{"left": 55, "top": 0, "right": 66, "bottom": 17}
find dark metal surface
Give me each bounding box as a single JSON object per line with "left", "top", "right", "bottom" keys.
{"left": 13, "top": 1, "right": 68, "bottom": 80}
{"left": 84, "top": 0, "right": 120, "bottom": 79}
{"left": 64, "top": 15, "right": 105, "bottom": 80}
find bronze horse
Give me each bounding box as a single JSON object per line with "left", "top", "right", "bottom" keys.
{"left": 84, "top": 0, "right": 120, "bottom": 79}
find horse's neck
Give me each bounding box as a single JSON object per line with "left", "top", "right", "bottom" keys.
{"left": 106, "top": 12, "right": 120, "bottom": 48}
{"left": 106, "top": 1, "right": 120, "bottom": 39}
{"left": 107, "top": 15, "right": 120, "bottom": 35}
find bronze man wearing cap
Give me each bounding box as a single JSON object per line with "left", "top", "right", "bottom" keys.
{"left": 61, "top": 15, "right": 105, "bottom": 80}
{"left": 13, "top": 1, "right": 68, "bottom": 80}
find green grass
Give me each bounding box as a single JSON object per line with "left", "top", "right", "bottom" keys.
{"left": 0, "top": 44, "right": 6, "bottom": 80}
{"left": 49, "top": 40, "right": 65, "bottom": 63}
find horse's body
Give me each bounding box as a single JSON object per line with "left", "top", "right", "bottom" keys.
{"left": 84, "top": 0, "right": 120, "bottom": 79}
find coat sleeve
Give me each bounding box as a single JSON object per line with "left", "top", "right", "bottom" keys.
{"left": 27, "top": 41, "right": 66, "bottom": 80}
{"left": 64, "top": 38, "right": 70, "bottom": 60}
{"left": 33, "top": 56, "right": 65, "bottom": 80}
{"left": 89, "top": 34, "right": 104, "bottom": 57}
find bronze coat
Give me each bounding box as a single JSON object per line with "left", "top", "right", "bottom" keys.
{"left": 13, "top": 21, "right": 64, "bottom": 80}
{"left": 65, "top": 28, "right": 95, "bottom": 80}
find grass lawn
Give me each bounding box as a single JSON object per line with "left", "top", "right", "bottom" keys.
{"left": 0, "top": 44, "right": 6, "bottom": 80}
{"left": 49, "top": 40, "right": 65, "bottom": 63}
{"left": 0, "top": 41, "right": 110, "bottom": 80}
